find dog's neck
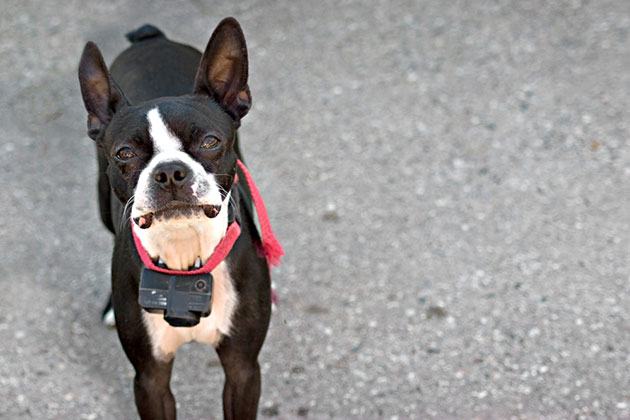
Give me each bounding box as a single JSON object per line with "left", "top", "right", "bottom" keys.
{"left": 133, "top": 193, "right": 230, "bottom": 271}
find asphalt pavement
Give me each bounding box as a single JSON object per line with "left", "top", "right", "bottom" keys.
{"left": 0, "top": 0, "right": 628, "bottom": 418}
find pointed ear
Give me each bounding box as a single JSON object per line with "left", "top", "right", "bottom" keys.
{"left": 78, "top": 42, "right": 127, "bottom": 140}
{"left": 193, "top": 17, "right": 251, "bottom": 121}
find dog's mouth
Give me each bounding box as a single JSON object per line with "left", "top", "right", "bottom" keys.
{"left": 133, "top": 202, "right": 221, "bottom": 229}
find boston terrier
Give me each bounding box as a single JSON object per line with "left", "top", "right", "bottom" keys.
{"left": 78, "top": 18, "right": 282, "bottom": 419}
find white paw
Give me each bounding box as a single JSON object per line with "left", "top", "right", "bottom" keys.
{"left": 102, "top": 308, "right": 116, "bottom": 328}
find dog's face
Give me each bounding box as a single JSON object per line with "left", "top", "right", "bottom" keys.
{"left": 79, "top": 19, "right": 250, "bottom": 222}
{"left": 78, "top": 18, "right": 251, "bottom": 269}
{"left": 101, "top": 96, "right": 237, "bottom": 225}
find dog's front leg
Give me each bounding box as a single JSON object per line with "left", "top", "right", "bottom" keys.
{"left": 217, "top": 337, "right": 262, "bottom": 420}
{"left": 116, "top": 302, "right": 177, "bottom": 420}
{"left": 112, "top": 257, "right": 177, "bottom": 420}
{"left": 132, "top": 359, "right": 176, "bottom": 420}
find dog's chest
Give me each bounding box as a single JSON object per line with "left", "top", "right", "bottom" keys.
{"left": 141, "top": 261, "right": 237, "bottom": 360}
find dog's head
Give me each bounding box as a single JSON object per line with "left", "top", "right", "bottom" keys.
{"left": 78, "top": 18, "right": 251, "bottom": 269}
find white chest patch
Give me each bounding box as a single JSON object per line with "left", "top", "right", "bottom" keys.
{"left": 142, "top": 260, "right": 238, "bottom": 361}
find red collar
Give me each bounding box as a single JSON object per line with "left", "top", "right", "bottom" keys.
{"left": 132, "top": 222, "right": 241, "bottom": 276}
{"left": 131, "top": 159, "right": 283, "bottom": 276}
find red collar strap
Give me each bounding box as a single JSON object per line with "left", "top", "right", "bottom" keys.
{"left": 132, "top": 222, "right": 241, "bottom": 276}
{"left": 235, "top": 159, "right": 284, "bottom": 267}
{"left": 132, "top": 159, "right": 284, "bottom": 276}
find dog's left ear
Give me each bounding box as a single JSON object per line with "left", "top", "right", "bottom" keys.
{"left": 78, "top": 42, "right": 127, "bottom": 140}
{"left": 194, "top": 17, "right": 251, "bottom": 121}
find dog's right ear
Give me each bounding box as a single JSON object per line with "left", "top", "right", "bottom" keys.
{"left": 78, "top": 42, "right": 126, "bottom": 140}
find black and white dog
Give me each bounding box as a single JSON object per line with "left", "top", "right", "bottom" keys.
{"left": 78, "top": 18, "right": 280, "bottom": 419}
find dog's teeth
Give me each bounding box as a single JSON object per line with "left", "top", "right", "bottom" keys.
{"left": 133, "top": 213, "right": 154, "bottom": 229}
{"left": 202, "top": 204, "right": 221, "bottom": 218}
{"left": 194, "top": 257, "right": 202, "bottom": 269}
{"left": 158, "top": 257, "right": 165, "bottom": 267}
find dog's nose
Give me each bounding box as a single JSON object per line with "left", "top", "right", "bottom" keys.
{"left": 153, "top": 162, "right": 191, "bottom": 189}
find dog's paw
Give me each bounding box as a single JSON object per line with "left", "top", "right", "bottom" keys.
{"left": 102, "top": 307, "right": 116, "bottom": 328}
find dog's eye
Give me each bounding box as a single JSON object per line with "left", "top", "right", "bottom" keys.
{"left": 200, "top": 135, "right": 221, "bottom": 150}
{"left": 115, "top": 147, "right": 136, "bottom": 161}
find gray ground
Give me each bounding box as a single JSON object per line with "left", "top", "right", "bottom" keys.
{"left": 0, "top": 0, "right": 628, "bottom": 418}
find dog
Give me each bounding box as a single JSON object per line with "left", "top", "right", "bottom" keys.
{"left": 78, "top": 18, "right": 282, "bottom": 419}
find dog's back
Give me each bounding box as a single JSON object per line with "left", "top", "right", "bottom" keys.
{"left": 110, "top": 25, "right": 202, "bottom": 103}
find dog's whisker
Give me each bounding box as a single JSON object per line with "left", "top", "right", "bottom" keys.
{"left": 216, "top": 183, "right": 239, "bottom": 210}
{"left": 119, "top": 195, "right": 135, "bottom": 230}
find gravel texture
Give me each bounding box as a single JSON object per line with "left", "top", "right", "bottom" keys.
{"left": 0, "top": 0, "right": 628, "bottom": 418}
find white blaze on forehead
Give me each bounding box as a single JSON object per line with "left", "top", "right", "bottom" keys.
{"left": 147, "top": 107, "right": 182, "bottom": 153}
